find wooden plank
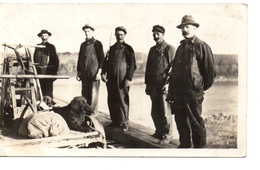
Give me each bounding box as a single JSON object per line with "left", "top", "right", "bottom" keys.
{"left": 96, "top": 112, "right": 178, "bottom": 148}
{"left": 0, "top": 131, "right": 101, "bottom": 147}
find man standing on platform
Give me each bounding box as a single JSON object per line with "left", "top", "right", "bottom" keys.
{"left": 77, "top": 24, "right": 104, "bottom": 114}
{"left": 34, "top": 29, "right": 59, "bottom": 99}
{"left": 145, "top": 25, "right": 176, "bottom": 144}
{"left": 101, "top": 26, "right": 136, "bottom": 132}
{"left": 167, "top": 15, "right": 216, "bottom": 148}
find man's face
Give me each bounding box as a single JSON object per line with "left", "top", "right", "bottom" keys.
{"left": 153, "top": 31, "right": 164, "bottom": 43}
{"left": 181, "top": 24, "right": 196, "bottom": 39}
{"left": 115, "top": 30, "right": 126, "bottom": 42}
{"left": 84, "top": 28, "right": 94, "bottom": 39}
{"left": 41, "top": 33, "right": 49, "bottom": 41}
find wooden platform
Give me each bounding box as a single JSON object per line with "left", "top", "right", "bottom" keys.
{"left": 96, "top": 112, "right": 179, "bottom": 148}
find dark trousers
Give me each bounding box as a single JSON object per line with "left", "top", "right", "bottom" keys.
{"left": 106, "top": 82, "right": 130, "bottom": 126}
{"left": 150, "top": 89, "right": 173, "bottom": 139}
{"left": 81, "top": 79, "right": 100, "bottom": 112}
{"left": 39, "top": 79, "right": 54, "bottom": 98}
{"left": 172, "top": 89, "right": 206, "bottom": 148}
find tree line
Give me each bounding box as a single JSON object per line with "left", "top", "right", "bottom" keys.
{"left": 57, "top": 52, "right": 238, "bottom": 79}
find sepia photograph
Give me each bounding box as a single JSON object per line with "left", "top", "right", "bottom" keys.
{"left": 0, "top": 2, "right": 247, "bottom": 158}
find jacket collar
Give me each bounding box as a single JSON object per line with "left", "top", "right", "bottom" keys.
{"left": 41, "top": 41, "right": 49, "bottom": 45}
{"left": 180, "top": 35, "right": 198, "bottom": 45}
{"left": 155, "top": 40, "right": 167, "bottom": 49}
{"left": 85, "top": 37, "right": 95, "bottom": 44}
{"left": 115, "top": 41, "right": 126, "bottom": 47}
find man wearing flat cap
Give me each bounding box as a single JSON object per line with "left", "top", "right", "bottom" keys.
{"left": 145, "top": 25, "right": 176, "bottom": 144}
{"left": 101, "top": 26, "right": 136, "bottom": 132}
{"left": 167, "top": 15, "right": 216, "bottom": 148}
{"left": 77, "top": 24, "right": 104, "bottom": 114}
{"left": 34, "top": 29, "right": 59, "bottom": 100}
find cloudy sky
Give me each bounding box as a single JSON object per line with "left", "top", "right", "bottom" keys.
{"left": 0, "top": 3, "right": 247, "bottom": 56}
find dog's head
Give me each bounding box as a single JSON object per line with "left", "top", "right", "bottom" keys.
{"left": 69, "top": 96, "right": 93, "bottom": 116}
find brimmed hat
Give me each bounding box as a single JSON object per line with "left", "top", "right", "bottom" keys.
{"left": 37, "top": 30, "right": 52, "bottom": 37}
{"left": 152, "top": 25, "right": 165, "bottom": 34}
{"left": 82, "top": 24, "right": 95, "bottom": 31}
{"left": 177, "top": 15, "right": 200, "bottom": 29}
{"left": 115, "top": 26, "right": 127, "bottom": 34}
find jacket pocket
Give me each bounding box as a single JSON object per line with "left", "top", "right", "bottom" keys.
{"left": 191, "top": 73, "right": 204, "bottom": 90}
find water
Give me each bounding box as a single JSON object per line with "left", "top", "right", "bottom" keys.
{"left": 53, "top": 78, "right": 238, "bottom": 131}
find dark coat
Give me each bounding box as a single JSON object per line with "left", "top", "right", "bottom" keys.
{"left": 33, "top": 42, "right": 59, "bottom": 75}
{"left": 169, "top": 36, "right": 216, "bottom": 92}
{"left": 77, "top": 37, "right": 104, "bottom": 75}
{"left": 145, "top": 40, "right": 175, "bottom": 88}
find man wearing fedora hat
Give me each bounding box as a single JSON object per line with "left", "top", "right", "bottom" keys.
{"left": 145, "top": 25, "right": 176, "bottom": 144}
{"left": 167, "top": 15, "right": 216, "bottom": 148}
{"left": 101, "top": 26, "right": 136, "bottom": 132}
{"left": 77, "top": 24, "right": 104, "bottom": 114}
{"left": 34, "top": 29, "right": 59, "bottom": 100}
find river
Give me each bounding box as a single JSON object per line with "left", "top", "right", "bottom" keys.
{"left": 53, "top": 77, "right": 238, "bottom": 131}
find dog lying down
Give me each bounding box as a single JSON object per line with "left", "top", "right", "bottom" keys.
{"left": 18, "top": 96, "right": 97, "bottom": 139}
{"left": 52, "top": 96, "right": 96, "bottom": 133}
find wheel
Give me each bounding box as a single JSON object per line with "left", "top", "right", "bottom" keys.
{"left": 85, "top": 115, "right": 107, "bottom": 148}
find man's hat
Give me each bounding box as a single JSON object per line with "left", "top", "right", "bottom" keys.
{"left": 115, "top": 26, "right": 127, "bottom": 34}
{"left": 82, "top": 24, "right": 95, "bottom": 31}
{"left": 177, "top": 15, "right": 200, "bottom": 29}
{"left": 37, "top": 30, "right": 52, "bottom": 37}
{"left": 152, "top": 25, "right": 165, "bottom": 34}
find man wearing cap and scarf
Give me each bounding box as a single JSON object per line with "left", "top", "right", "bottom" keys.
{"left": 101, "top": 26, "right": 136, "bottom": 132}
{"left": 34, "top": 29, "right": 59, "bottom": 99}
{"left": 145, "top": 25, "right": 176, "bottom": 144}
{"left": 167, "top": 15, "right": 216, "bottom": 148}
{"left": 77, "top": 24, "right": 104, "bottom": 114}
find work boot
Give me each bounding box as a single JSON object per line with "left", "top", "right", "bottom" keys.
{"left": 151, "top": 133, "right": 162, "bottom": 139}
{"left": 121, "top": 123, "right": 129, "bottom": 132}
{"left": 158, "top": 135, "right": 173, "bottom": 145}
{"left": 158, "top": 138, "right": 171, "bottom": 145}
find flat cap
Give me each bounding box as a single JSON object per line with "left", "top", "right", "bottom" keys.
{"left": 115, "top": 26, "right": 127, "bottom": 34}
{"left": 152, "top": 25, "right": 165, "bottom": 34}
{"left": 82, "top": 24, "right": 95, "bottom": 31}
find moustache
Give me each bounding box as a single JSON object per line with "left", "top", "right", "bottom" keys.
{"left": 182, "top": 31, "right": 188, "bottom": 36}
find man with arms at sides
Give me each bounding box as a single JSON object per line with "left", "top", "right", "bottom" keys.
{"left": 145, "top": 25, "right": 176, "bottom": 144}
{"left": 34, "top": 29, "right": 59, "bottom": 100}
{"left": 77, "top": 24, "right": 104, "bottom": 115}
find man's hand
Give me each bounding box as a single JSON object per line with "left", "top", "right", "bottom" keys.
{"left": 101, "top": 74, "right": 108, "bottom": 82}
{"left": 162, "top": 84, "right": 169, "bottom": 94}
{"left": 76, "top": 72, "right": 81, "bottom": 81}
{"left": 124, "top": 79, "right": 131, "bottom": 87}
{"left": 94, "top": 69, "right": 102, "bottom": 81}
{"left": 145, "top": 85, "right": 153, "bottom": 95}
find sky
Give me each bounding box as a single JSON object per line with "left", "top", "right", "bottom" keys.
{"left": 0, "top": 3, "right": 247, "bottom": 56}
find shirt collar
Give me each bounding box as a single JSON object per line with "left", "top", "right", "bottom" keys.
{"left": 115, "top": 41, "right": 125, "bottom": 47}
{"left": 180, "top": 35, "right": 197, "bottom": 45}
{"left": 41, "top": 41, "right": 49, "bottom": 45}
{"left": 156, "top": 40, "right": 166, "bottom": 48}
{"left": 85, "top": 37, "right": 95, "bottom": 44}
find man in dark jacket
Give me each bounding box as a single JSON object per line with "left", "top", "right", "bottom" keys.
{"left": 101, "top": 26, "right": 136, "bottom": 132}
{"left": 145, "top": 25, "right": 176, "bottom": 144}
{"left": 167, "top": 15, "right": 216, "bottom": 148}
{"left": 77, "top": 24, "right": 104, "bottom": 114}
{"left": 34, "top": 29, "right": 59, "bottom": 99}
